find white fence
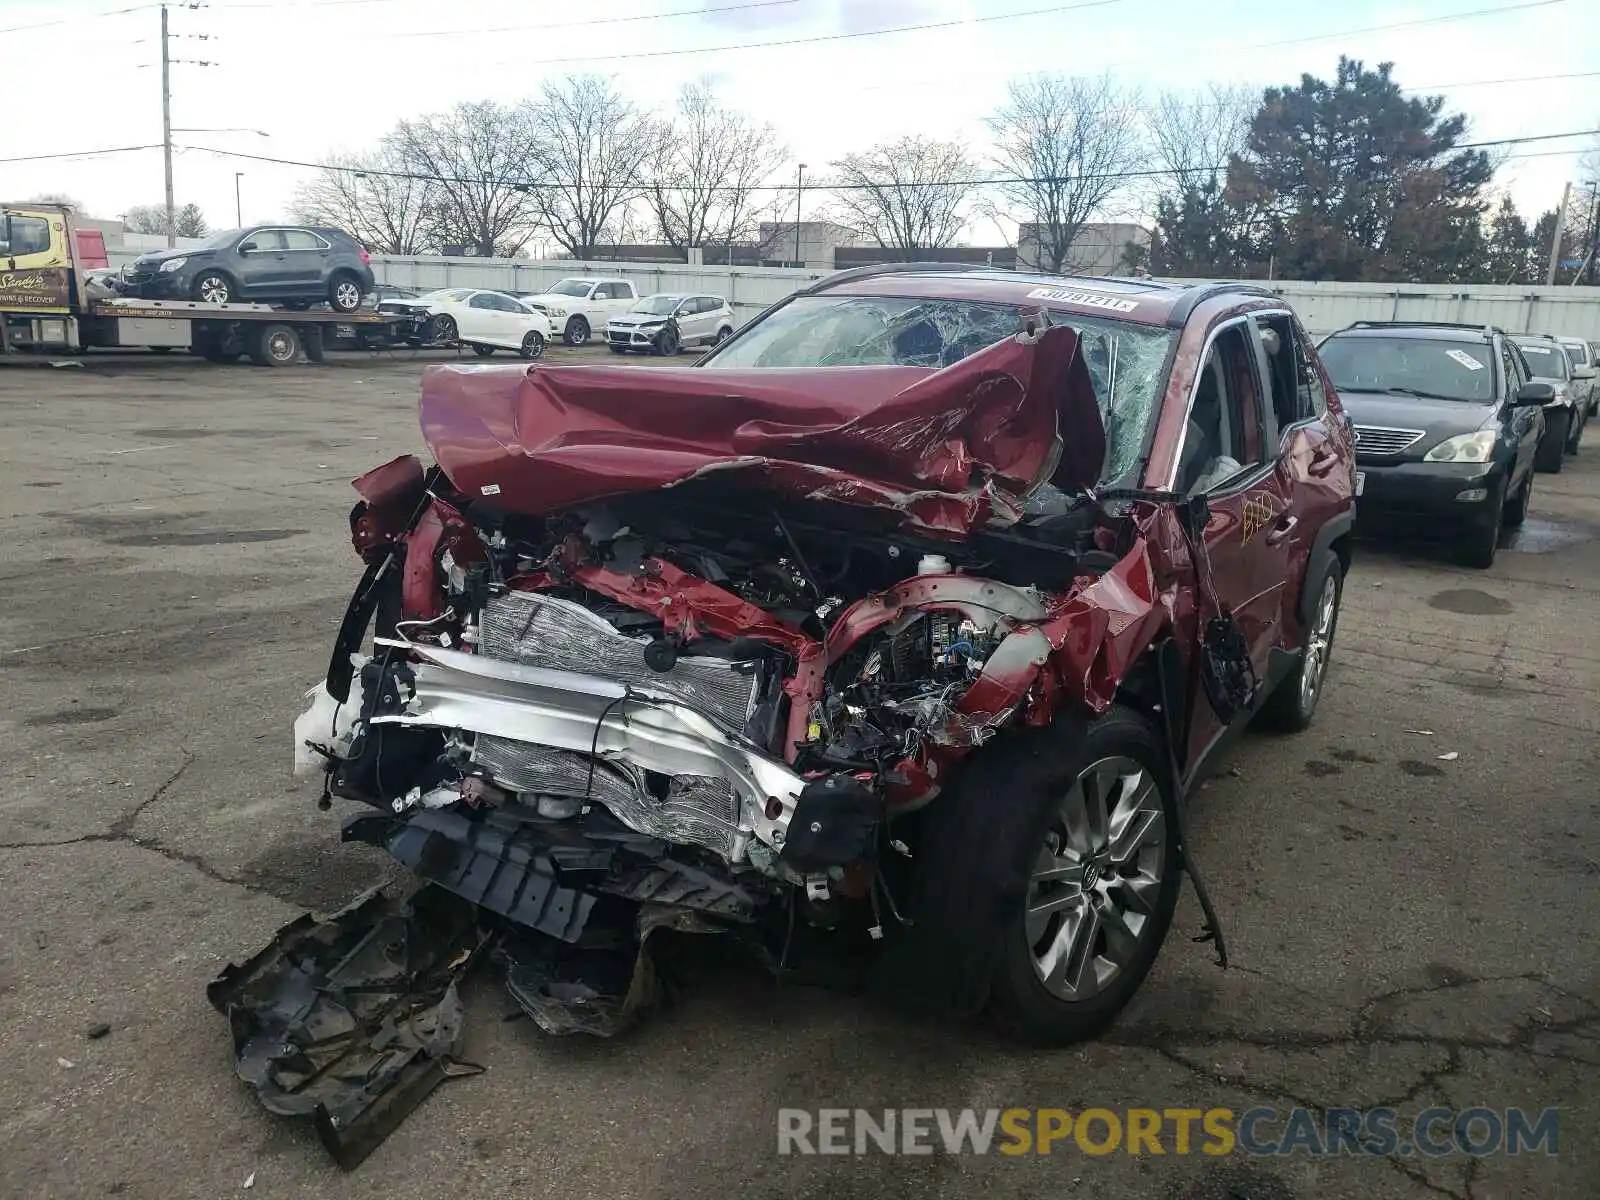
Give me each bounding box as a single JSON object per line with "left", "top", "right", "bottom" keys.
{"left": 365, "top": 256, "right": 1600, "bottom": 339}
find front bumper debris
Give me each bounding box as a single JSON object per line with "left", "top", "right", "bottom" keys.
{"left": 206, "top": 886, "right": 487, "bottom": 1170}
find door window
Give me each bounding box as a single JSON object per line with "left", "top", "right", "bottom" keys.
{"left": 1, "top": 214, "right": 50, "bottom": 255}
{"left": 240, "top": 229, "right": 286, "bottom": 252}
{"left": 468, "top": 292, "right": 498, "bottom": 310}
{"left": 1178, "top": 322, "right": 1270, "bottom": 493}
{"left": 1499, "top": 340, "right": 1526, "bottom": 394}
{"left": 281, "top": 229, "right": 327, "bottom": 251}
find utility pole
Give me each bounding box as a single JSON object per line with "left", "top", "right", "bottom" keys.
{"left": 1544, "top": 181, "right": 1571, "bottom": 287}
{"left": 794, "top": 163, "right": 806, "bottom": 268}
{"left": 161, "top": 4, "right": 175, "bottom": 247}
{"left": 235, "top": 172, "right": 244, "bottom": 226}
{"left": 1583, "top": 180, "right": 1599, "bottom": 287}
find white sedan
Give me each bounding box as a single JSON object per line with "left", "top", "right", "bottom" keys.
{"left": 376, "top": 288, "right": 551, "bottom": 358}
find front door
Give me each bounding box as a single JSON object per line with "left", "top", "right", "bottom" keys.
{"left": 279, "top": 229, "right": 331, "bottom": 293}
{"left": 235, "top": 229, "right": 290, "bottom": 295}
{"left": 1174, "top": 319, "right": 1295, "bottom": 764}
{"left": 1, "top": 208, "right": 73, "bottom": 313}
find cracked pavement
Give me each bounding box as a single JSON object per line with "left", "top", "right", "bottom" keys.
{"left": 0, "top": 352, "right": 1596, "bottom": 1199}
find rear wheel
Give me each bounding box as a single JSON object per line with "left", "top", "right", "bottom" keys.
{"left": 714, "top": 326, "right": 732, "bottom": 345}
{"left": 1258, "top": 556, "right": 1343, "bottom": 731}
{"left": 564, "top": 316, "right": 590, "bottom": 347}
{"left": 470, "top": 343, "right": 496, "bottom": 358}
{"left": 328, "top": 272, "right": 363, "bottom": 313}
{"left": 247, "top": 322, "right": 300, "bottom": 367}
{"left": 1536, "top": 411, "right": 1568, "bottom": 473}
{"left": 519, "top": 330, "right": 546, "bottom": 360}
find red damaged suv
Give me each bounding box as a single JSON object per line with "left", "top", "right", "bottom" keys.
{"left": 288, "top": 267, "right": 1355, "bottom": 1052}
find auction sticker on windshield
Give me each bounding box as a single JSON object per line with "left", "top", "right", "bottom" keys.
{"left": 1446, "top": 349, "right": 1485, "bottom": 371}
{"left": 1026, "top": 287, "right": 1140, "bottom": 314}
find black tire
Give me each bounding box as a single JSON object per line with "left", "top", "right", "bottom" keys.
{"left": 563, "top": 315, "right": 590, "bottom": 347}
{"left": 653, "top": 323, "right": 680, "bottom": 357}
{"left": 147, "top": 346, "right": 173, "bottom": 355}
{"left": 429, "top": 313, "right": 458, "bottom": 344}
{"left": 1459, "top": 479, "right": 1506, "bottom": 569}
{"left": 191, "top": 271, "right": 234, "bottom": 305}
{"left": 1565, "top": 407, "right": 1585, "bottom": 455}
{"left": 714, "top": 326, "right": 732, "bottom": 345}
{"left": 1258, "top": 556, "right": 1344, "bottom": 731}
{"left": 302, "top": 325, "right": 327, "bottom": 363}
{"left": 470, "top": 343, "right": 496, "bottom": 358}
{"left": 328, "top": 272, "right": 363, "bottom": 314}
{"left": 895, "top": 706, "right": 1180, "bottom": 1045}
{"left": 1535, "top": 411, "right": 1568, "bottom": 473}
{"left": 1503, "top": 468, "right": 1532, "bottom": 527}
{"left": 608, "top": 344, "right": 628, "bottom": 354}
{"left": 247, "top": 323, "right": 300, "bottom": 367}
{"left": 519, "top": 330, "right": 546, "bottom": 360}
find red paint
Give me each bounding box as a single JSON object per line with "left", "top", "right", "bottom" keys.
{"left": 417, "top": 323, "right": 1103, "bottom": 539}
{"left": 350, "top": 454, "right": 426, "bottom": 556}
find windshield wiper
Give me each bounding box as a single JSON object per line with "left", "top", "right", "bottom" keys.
{"left": 1383, "top": 386, "right": 1457, "bottom": 401}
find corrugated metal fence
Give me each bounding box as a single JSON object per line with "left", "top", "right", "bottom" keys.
{"left": 365, "top": 256, "right": 1600, "bottom": 339}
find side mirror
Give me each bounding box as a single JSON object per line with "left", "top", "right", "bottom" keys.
{"left": 1574, "top": 365, "right": 1597, "bottom": 381}
{"left": 238, "top": 242, "right": 256, "bottom": 254}
{"left": 1515, "top": 381, "right": 1555, "bottom": 406}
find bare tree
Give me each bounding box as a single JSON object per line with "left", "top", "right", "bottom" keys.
{"left": 987, "top": 74, "right": 1142, "bottom": 273}
{"left": 829, "top": 136, "right": 975, "bottom": 258}
{"left": 1145, "top": 83, "right": 1256, "bottom": 194}
{"left": 524, "top": 75, "right": 660, "bottom": 260}
{"left": 393, "top": 101, "right": 540, "bottom": 256}
{"left": 646, "top": 80, "right": 786, "bottom": 258}
{"left": 29, "top": 193, "right": 82, "bottom": 211}
{"left": 123, "top": 202, "right": 208, "bottom": 236}
{"left": 293, "top": 141, "right": 434, "bottom": 254}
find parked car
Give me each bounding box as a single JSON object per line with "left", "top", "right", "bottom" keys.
{"left": 367, "top": 283, "right": 419, "bottom": 306}
{"left": 1511, "top": 334, "right": 1587, "bottom": 468}
{"left": 376, "top": 287, "right": 551, "bottom": 358}
{"left": 517, "top": 277, "right": 639, "bottom": 346}
{"left": 1556, "top": 336, "right": 1599, "bottom": 417}
{"left": 605, "top": 293, "right": 735, "bottom": 354}
{"left": 1315, "top": 321, "right": 1548, "bottom": 568}
{"left": 121, "top": 225, "right": 374, "bottom": 312}
{"left": 279, "top": 264, "right": 1354, "bottom": 1108}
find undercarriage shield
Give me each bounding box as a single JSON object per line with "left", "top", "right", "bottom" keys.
{"left": 205, "top": 886, "right": 487, "bottom": 1169}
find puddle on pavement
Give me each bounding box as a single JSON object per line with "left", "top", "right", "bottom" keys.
{"left": 1502, "top": 517, "right": 1595, "bottom": 554}
{"left": 1428, "top": 588, "right": 1512, "bottom": 615}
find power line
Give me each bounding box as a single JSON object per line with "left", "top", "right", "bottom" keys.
{"left": 174, "top": 127, "right": 1600, "bottom": 192}
{"left": 0, "top": 144, "right": 162, "bottom": 164}
{"left": 476, "top": 0, "right": 1125, "bottom": 69}
{"left": 0, "top": 2, "right": 154, "bottom": 36}
{"left": 1241, "top": 0, "right": 1566, "bottom": 51}
{"left": 365, "top": 0, "right": 804, "bottom": 42}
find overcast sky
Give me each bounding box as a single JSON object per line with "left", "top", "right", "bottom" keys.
{"left": 2, "top": 0, "right": 1596, "bottom": 245}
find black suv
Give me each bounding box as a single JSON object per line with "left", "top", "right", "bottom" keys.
{"left": 122, "top": 225, "right": 374, "bottom": 312}
{"left": 1315, "top": 321, "right": 1551, "bottom": 568}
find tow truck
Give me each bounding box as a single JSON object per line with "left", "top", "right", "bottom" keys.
{"left": 1, "top": 202, "right": 422, "bottom": 365}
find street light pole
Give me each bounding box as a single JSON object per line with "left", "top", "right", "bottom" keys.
{"left": 794, "top": 163, "right": 806, "bottom": 268}
{"left": 235, "top": 173, "right": 244, "bottom": 226}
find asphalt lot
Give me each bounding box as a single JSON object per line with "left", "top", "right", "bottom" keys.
{"left": 1, "top": 346, "right": 1596, "bottom": 1200}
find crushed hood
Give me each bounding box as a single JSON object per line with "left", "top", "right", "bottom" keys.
{"left": 419, "top": 323, "right": 1105, "bottom": 538}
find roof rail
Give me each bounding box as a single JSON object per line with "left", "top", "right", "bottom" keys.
{"left": 800, "top": 261, "right": 993, "bottom": 295}
{"left": 1336, "top": 319, "right": 1504, "bottom": 337}
{"left": 1165, "top": 281, "right": 1274, "bottom": 326}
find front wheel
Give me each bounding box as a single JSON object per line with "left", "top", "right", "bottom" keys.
{"left": 519, "top": 330, "right": 546, "bottom": 360}
{"left": 563, "top": 316, "right": 590, "bottom": 347}
{"left": 1459, "top": 481, "right": 1506, "bottom": 569}
{"left": 192, "top": 272, "right": 233, "bottom": 305}
{"left": 1503, "top": 469, "right": 1532, "bottom": 527}
{"left": 429, "top": 313, "right": 458, "bottom": 344}
{"left": 1258, "top": 556, "right": 1344, "bottom": 731}
{"left": 653, "top": 323, "right": 680, "bottom": 357}
{"left": 904, "top": 706, "right": 1181, "bottom": 1045}
{"left": 1536, "top": 411, "right": 1569, "bottom": 473}
{"left": 1565, "top": 406, "right": 1585, "bottom": 454}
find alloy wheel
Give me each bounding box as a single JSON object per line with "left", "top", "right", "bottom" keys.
{"left": 198, "top": 276, "right": 230, "bottom": 304}
{"left": 333, "top": 280, "right": 362, "bottom": 311}
{"left": 1299, "top": 573, "right": 1338, "bottom": 712}
{"left": 1024, "top": 756, "right": 1168, "bottom": 1002}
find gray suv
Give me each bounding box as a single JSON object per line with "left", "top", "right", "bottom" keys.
{"left": 121, "top": 225, "right": 375, "bottom": 312}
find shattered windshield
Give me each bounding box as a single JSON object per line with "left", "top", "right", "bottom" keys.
{"left": 701, "top": 294, "right": 1174, "bottom": 483}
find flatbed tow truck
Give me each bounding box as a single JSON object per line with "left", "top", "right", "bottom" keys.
{"left": 1, "top": 201, "right": 421, "bottom": 365}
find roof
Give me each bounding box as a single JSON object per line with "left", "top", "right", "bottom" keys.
{"left": 804, "top": 264, "right": 1268, "bottom": 328}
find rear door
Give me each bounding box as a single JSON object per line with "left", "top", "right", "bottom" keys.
{"left": 1172, "top": 317, "right": 1297, "bottom": 762}
{"left": 464, "top": 291, "right": 505, "bottom": 342}
{"left": 279, "top": 228, "right": 331, "bottom": 293}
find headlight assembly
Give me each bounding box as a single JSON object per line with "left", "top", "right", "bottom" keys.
{"left": 1423, "top": 430, "right": 1496, "bottom": 463}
